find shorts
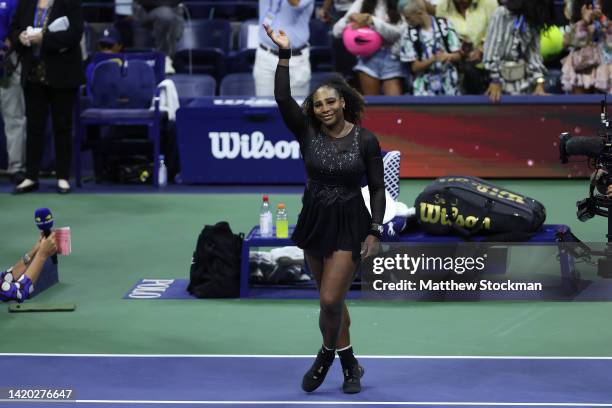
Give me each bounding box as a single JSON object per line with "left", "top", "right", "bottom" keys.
{"left": 353, "top": 47, "right": 403, "bottom": 80}
{"left": 0, "top": 270, "right": 34, "bottom": 303}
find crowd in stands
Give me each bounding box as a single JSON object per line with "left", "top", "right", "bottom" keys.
{"left": 1, "top": 0, "right": 611, "bottom": 192}
{"left": 79, "top": 0, "right": 610, "bottom": 99}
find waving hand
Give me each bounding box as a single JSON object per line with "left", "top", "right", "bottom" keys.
{"left": 263, "top": 24, "right": 290, "bottom": 49}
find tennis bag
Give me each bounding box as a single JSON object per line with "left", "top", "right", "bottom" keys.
{"left": 414, "top": 176, "right": 546, "bottom": 238}
{"left": 188, "top": 222, "right": 244, "bottom": 298}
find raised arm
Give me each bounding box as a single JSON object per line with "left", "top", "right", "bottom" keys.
{"left": 264, "top": 24, "right": 308, "bottom": 142}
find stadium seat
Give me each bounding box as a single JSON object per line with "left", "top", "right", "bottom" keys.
{"left": 309, "top": 19, "right": 333, "bottom": 72}
{"left": 88, "top": 51, "right": 166, "bottom": 85}
{"left": 173, "top": 19, "right": 231, "bottom": 79}
{"left": 75, "top": 59, "right": 162, "bottom": 187}
{"left": 219, "top": 73, "right": 256, "bottom": 96}
{"left": 185, "top": 3, "right": 249, "bottom": 20}
{"left": 170, "top": 74, "right": 217, "bottom": 102}
{"left": 229, "top": 19, "right": 258, "bottom": 73}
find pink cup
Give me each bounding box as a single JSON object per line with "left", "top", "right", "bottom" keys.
{"left": 55, "top": 227, "right": 71, "bottom": 256}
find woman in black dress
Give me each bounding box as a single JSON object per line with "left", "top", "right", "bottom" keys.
{"left": 265, "top": 24, "right": 386, "bottom": 394}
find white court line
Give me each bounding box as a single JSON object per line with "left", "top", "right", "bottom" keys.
{"left": 1, "top": 353, "right": 612, "bottom": 360}
{"left": 1, "top": 400, "right": 612, "bottom": 406}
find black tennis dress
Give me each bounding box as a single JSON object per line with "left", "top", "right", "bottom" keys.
{"left": 274, "top": 65, "right": 386, "bottom": 259}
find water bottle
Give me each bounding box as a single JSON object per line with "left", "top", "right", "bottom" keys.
{"left": 259, "top": 195, "right": 273, "bottom": 237}
{"left": 158, "top": 155, "right": 168, "bottom": 187}
{"left": 276, "top": 202, "right": 288, "bottom": 238}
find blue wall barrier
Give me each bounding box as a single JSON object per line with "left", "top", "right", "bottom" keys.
{"left": 176, "top": 94, "right": 607, "bottom": 184}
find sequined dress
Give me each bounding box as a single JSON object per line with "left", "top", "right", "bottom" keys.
{"left": 274, "top": 65, "right": 386, "bottom": 259}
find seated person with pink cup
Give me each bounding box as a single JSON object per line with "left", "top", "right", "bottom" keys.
{"left": 1, "top": 233, "right": 57, "bottom": 303}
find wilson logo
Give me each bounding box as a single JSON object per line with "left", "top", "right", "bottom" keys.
{"left": 209, "top": 131, "right": 301, "bottom": 160}
{"left": 419, "top": 203, "right": 492, "bottom": 230}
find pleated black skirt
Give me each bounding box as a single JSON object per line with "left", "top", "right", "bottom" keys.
{"left": 292, "top": 182, "right": 371, "bottom": 260}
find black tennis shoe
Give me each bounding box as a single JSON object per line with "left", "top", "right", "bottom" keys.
{"left": 301, "top": 349, "right": 334, "bottom": 392}
{"left": 342, "top": 363, "right": 364, "bottom": 394}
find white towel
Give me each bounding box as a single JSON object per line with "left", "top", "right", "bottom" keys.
{"left": 157, "top": 79, "right": 180, "bottom": 121}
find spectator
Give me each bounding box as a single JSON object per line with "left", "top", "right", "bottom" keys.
{"left": 592, "top": 169, "right": 612, "bottom": 198}
{"left": 561, "top": 0, "right": 611, "bottom": 94}
{"left": 85, "top": 25, "right": 124, "bottom": 89}
{"left": 0, "top": 0, "right": 27, "bottom": 186}
{"left": 132, "top": 0, "right": 184, "bottom": 74}
{"left": 319, "top": 0, "right": 355, "bottom": 23}
{"left": 318, "top": 0, "right": 358, "bottom": 82}
{"left": 400, "top": 0, "right": 462, "bottom": 95}
{"left": 483, "top": 0, "right": 555, "bottom": 102}
{"left": 11, "top": 0, "right": 84, "bottom": 194}
{"left": 254, "top": 0, "right": 314, "bottom": 96}
{"left": 1, "top": 232, "right": 57, "bottom": 303}
{"left": 435, "top": 0, "right": 498, "bottom": 94}
{"left": 333, "top": 0, "right": 406, "bottom": 95}
{"left": 97, "top": 25, "right": 124, "bottom": 54}
{"left": 114, "top": 0, "right": 133, "bottom": 49}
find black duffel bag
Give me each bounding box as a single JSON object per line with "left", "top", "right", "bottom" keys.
{"left": 188, "top": 222, "right": 244, "bottom": 298}
{"left": 415, "top": 176, "right": 546, "bottom": 239}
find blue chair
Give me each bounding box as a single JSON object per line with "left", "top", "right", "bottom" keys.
{"left": 75, "top": 59, "right": 162, "bottom": 187}
{"left": 219, "top": 73, "right": 256, "bottom": 96}
{"left": 185, "top": 3, "right": 239, "bottom": 19}
{"left": 89, "top": 51, "right": 166, "bottom": 86}
{"left": 309, "top": 19, "right": 333, "bottom": 72}
{"left": 173, "top": 19, "right": 231, "bottom": 79}
{"left": 229, "top": 19, "right": 258, "bottom": 73}
{"left": 171, "top": 74, "right": 217, "bottom": 103}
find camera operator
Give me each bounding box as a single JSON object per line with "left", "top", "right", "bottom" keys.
{"left": 592, "top": 169, "right": 612, "bottom": 198}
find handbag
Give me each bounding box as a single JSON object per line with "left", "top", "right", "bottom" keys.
{"left": 500, "top": 60, "right": 526, "bottom": 82}
{"left": 571, "top": 44, "right": 601, "bottom": 72}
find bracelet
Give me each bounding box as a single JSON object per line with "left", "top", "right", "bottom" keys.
{"left": 22, "top": 253, "right": 31, "bottom": 266}
{"left": 368, "top": 223, "right": 384, "bottom": 240}
{"left": 278, "top": 48, "right": 291, "bottom": 59}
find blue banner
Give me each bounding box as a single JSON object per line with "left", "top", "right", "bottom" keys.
{"left": 177, "top": 98, "right": 306, "bottom": 184}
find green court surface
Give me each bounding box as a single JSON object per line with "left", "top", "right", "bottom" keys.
{"left": 1, "top": 179, "right": 612, "bottom": 357}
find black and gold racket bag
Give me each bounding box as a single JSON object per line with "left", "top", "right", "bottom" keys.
{"left": 414, "top": 176, "right": 546, "bottom": 238}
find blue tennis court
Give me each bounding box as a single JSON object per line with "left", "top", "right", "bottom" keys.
{"left": 1, "top": 354, "right": 611, "bottom": 407}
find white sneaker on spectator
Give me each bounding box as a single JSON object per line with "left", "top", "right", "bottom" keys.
{"left": 13, "top": 178, "right": 39, "bottom": 194}
{"left": 165, "top": 56, "right": 175, "bottom": 75}
{"left": 57, "top": 179, "right": 71, "bottom": 194}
